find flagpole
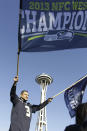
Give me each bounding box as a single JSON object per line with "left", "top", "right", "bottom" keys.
{"left": 52, "top": 87, "right": 70, "bottom": 98}
{"left": 17, "top": 48, "right": 20, "bottom": 77}
{"left": 16, "top": 0, "right": 21, "bottom": 77}
{"left": 52, "top": 74, "right": 87, "bottom": 99}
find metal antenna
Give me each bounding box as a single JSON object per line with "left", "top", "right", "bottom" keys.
{"left": 35, "top": 73, "right": 53, "bottom": 131}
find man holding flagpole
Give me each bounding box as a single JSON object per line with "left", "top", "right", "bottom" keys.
{"left": 9, "top": 76, "right": 53, "bottom": 131}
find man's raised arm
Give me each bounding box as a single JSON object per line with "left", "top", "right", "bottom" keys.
{"left": 10, "top": 76, "right": 19, "bottom": 105}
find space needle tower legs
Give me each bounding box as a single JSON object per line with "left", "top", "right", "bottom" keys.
{"left": 35, "top": 73, "right": 53, "bottom": 131}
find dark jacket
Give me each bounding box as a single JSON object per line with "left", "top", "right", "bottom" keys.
{"left": 76, "top": 103, "right": 87, "bottom": 125}
{"left": 64, "top": 103, "right": 87, "bottom": 131}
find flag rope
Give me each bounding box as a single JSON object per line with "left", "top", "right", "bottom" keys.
{"left": 52, "top": 74, "right": 87, "bottom": 98}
